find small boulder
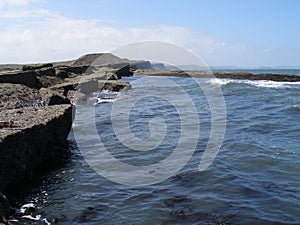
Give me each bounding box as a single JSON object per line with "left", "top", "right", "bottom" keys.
{"left": 114, "top": 64, "right": 133, "bottom": 78}
{"left": 107, "top": 72, "right": 119, "bottom": 80}
{"left": 39, "top": 88, "right": 70, "bottom": 105}
{"left": 36, "top": 67, "right": 56, "bottom": 77}
{"left": 55, "top": 69, "right": 69, "bottom": 79}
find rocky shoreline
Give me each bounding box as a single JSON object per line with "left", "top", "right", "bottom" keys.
{"left": 134, "top": 69, "right": 300, "bottom": 82}
{"left": 1, "top": 54, "right": 299, "bottom": 223}
{"left": 0, "top": 53, "right": 133, "bottom": 222}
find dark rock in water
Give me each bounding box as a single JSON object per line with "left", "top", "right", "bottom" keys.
{"left": 171, "top": 207, "right": 192, "bottom": 216}
{"left": 213, "top": 72, "right": 300, "bottom": 82}
{"left": 164, "top": 195, "right": 190, "bottom": 207}
{"left": 115, "top": 64, "right": 133, "bottom": 78}
{"left": 134, "top": 69, "right": 300, "bottom": 82}
{"left": 50, "top": 217, "right": 59, "bottom": 223}
{"left": 73, "top": 205, "right": 108, "bottom": 223}
{"left": 22, "top": 63, "right": 53, "bottom": 71}
{"left": 0, "top": 193, "right": 13, "bottom": 217}
{"left": 39, "top": 88, "right": 70, "bottom": 105}
{"left": 106, "top": 63, "right": 133, "bottom": 78}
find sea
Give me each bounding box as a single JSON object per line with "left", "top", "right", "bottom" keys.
{"left": 9, "top": 69, "right": 300, "bottom": 225}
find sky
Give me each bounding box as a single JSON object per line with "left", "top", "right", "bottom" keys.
{"left": 0, "top": 0, "right": 299, "bottom": 67}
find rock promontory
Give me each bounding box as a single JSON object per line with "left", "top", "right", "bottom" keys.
{"left": 0, "top": 53, "right": 134, "bottom": 219}
{"left": 134, "top": 69, "right": 300, "bottom": 82}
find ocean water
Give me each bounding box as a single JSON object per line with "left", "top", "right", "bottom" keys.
{"left": 11, "top": 71, "right": 300, "bottom": 225}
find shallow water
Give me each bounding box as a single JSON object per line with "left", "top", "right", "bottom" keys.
{"left": 12, "top": 74, "right": 300, "bottom": 225}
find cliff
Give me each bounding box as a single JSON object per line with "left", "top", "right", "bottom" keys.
{"left": 0, "top": 53, "right": 133, "bottom": 219}
{"left": 0, "top": 105, "right": 73, "bottom": 192}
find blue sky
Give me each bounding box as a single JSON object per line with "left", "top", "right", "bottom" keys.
{"left": 0, "top": 0, "right": 299, "bottom": 67}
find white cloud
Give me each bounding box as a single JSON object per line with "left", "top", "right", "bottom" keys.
{"left": 0, "top": 7, "right": 289, "bottom": 66}
{"left": 0, "top": 0, "right": 42, "bottom": 8}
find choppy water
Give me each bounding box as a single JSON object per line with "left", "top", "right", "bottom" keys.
{"left": 11, "top": 73, "right": 300, "bottom": 225}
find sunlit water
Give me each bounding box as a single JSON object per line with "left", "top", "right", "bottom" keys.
{"left": 11, "top": 74, "right": 300, "bottom": 225}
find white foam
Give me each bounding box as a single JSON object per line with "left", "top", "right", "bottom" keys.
{"left": 293, "top": 104, "right": 300, "bottom": 109}
{"left": 94, "top": 98, "right": 115, "bottom": 105}
{"left": 42, "top": 218, "right": 51, "bottom": 225}
{"left": 207, "top": 78, "right": 232, "bottom": 86}
{"left": 20, "top": 203, "right": 35, "bottom": 214}
{"left": 246, "top": 80, "right": 285, "bottom": 88}
{"left": 21, "top": 215, "right": 41, "bottom": 221}
{"left": 207, "top": 78, "right": 300, "bottom": 89}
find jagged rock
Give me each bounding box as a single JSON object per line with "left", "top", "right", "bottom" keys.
{"left": 39, "top": 88, "right": 70, "bottom": 105}
{"left": 114, "top": 64, "right": 133, "bottom": 78}
{"left": 0, "top": 83, "right": 40, "bottom": 110}
{"left": 55, "top": 65, "right": 90, "bottom": 75}
{"left": 36, "top": 75, "right": 64, "bottom": 88}
{"left": 51, "top": 72, "right": 130, "bottom": 97}
{"left": 0, "top": 193, "right": 12, "bottom": 217}
{"left": 0, "top": 71, "right": 42, "bottom": 89}
{"left": 98, "top": 80, "right": 131, "bottom": 92}
{"left": 107, "top": 72, "right": 119, "bottom": 80}
{"left": 36, "top": 67, "right": 56, "bottom": 76}
{"left": 77, "top": 79, "right": 99, "bottom": 94}
{"left": 50, "top": 82, "right": 76, "bottom": 96}
{"left": 55, "top": 69, "right": 69, "bottom": 79}
{"left": 22, "top": 63, "right": 53, "bottom": 71}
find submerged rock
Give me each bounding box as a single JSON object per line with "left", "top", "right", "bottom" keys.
{"left": 164, "top": 195, "right": 190, "bottom": 207}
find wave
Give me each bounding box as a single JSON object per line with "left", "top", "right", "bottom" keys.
{"left": 292, "top": 104, "right": 300, "bottom": 110}
{"left": 207, "top": 78, "right": 300, "bottom": 88}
